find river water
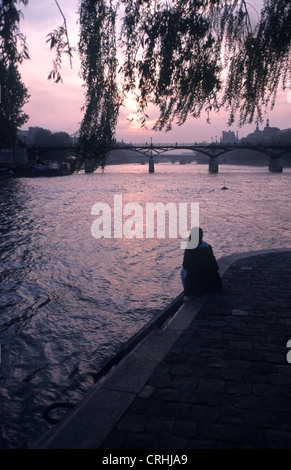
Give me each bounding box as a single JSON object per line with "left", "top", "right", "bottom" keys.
{"left": 0, "top": 162, "right": 290, "bottom": 448}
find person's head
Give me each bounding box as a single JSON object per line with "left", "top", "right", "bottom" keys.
{"left": 188, "top": 226, "right": 203, "bottom": 246}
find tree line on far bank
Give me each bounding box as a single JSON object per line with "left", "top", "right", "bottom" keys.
{"left": 25, "top": 127, "right": 75, "bottom": 162}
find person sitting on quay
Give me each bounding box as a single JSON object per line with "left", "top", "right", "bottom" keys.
{"left": 181, "top": 227, "right": 222, "bottom": 302}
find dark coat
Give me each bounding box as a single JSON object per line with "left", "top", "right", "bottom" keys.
{"left": 182, "top": 243, "right": 222, "bottom": 295}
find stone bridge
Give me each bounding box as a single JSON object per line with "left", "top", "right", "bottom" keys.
{"left": 110, "top": 143, "right": 291, "bottom": 173}
{"left": 28, "top": 142, "right": 291, "bottom": 174}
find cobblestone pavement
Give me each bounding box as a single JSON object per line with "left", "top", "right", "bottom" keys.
{"left": 101, "top": 252, "right": 291, "bottom": 449}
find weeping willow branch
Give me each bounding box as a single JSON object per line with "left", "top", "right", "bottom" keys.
{"left": 77, "top": 0, "right": 121, "bottom": 170}
{"left": 120, "top": 0, "right": 290, "bottom": 131}
{"left": 223, "top": 0, "right": 291, "bottom": 126}
{"left": 46, "top": 0, "right": 75, "bottom": 83}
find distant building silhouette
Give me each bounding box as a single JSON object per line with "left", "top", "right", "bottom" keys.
{"left": 220, "top": 130, "right": 238, "bottom": 144}
{"left": 240, "top": 119, "right": 291, "bottom": 145}
{"left": 18, "top": 127, "right": 43, "bottom": 146}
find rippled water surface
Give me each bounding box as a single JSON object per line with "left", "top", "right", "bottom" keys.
{"left": 0, "top": 163, "right": 291, "bottom": 448}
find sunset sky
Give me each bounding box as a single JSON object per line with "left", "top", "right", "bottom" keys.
{"left": 19, "top": 0, "right": 290, "bottom": 144}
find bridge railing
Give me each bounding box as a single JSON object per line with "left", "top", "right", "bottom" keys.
{"left": 121, "top": 142, "right": 291, "bottom": 149}
{"left": 128, "top": 142, "right": 205, "bottom": 147}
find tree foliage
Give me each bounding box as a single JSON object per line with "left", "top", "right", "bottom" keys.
{"left": 32, "top": 127, "right": 74, "bottom": 161}
{"left": 0, "top": 60, "right": 29, "bottom": 147}
{"left": 0, "top": 0, "right": 30, "bottom": 147}
{"left": 77, "top": 0, "right": 121, "bottom": 170}
{"left": 119, "top": 0, "right": 290, "bottom": 130}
